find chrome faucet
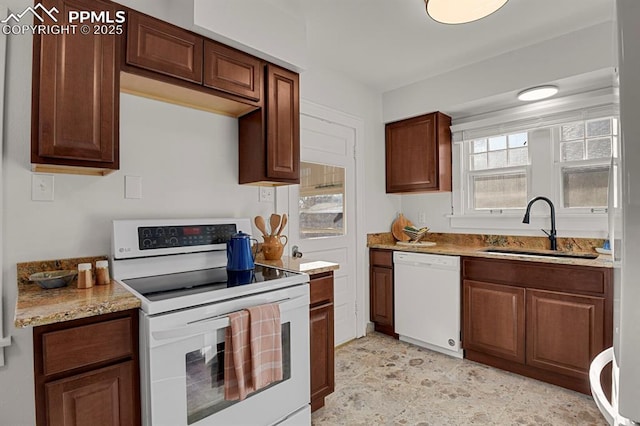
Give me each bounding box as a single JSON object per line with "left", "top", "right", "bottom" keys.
{"left": 522, "top": 196, "right": 557, "bottom": 250}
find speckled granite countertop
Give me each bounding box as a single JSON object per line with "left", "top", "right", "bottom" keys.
{"left": 14, "top": 256, "right": 141, "bottom": 328}
{"left": 256, "top": 254, "right": 339, "bottom": 275}
{"left": 368, "top": 233, "right": 612, "bottom": 268}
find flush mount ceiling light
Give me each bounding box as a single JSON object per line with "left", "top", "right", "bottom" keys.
{"left": 517, "top": 85, "right": 559, "bottom": 102}
{"left": 425, "top": 0, "right": 509, "bottom": 24}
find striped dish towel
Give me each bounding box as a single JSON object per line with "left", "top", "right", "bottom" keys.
{"left": 247, "top": 303, "right": 283, "bottom": 390}
{"left": 223, "top": 303, "right": 282, "bottom": 401}
{"left": 224, "top": 310, "right": 253, "bottom": 401}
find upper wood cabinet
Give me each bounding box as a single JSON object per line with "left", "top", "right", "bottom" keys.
{"left": 31, "top": 0, "right": 120, "bottom": 175}
{"left": 385, "top": 112, "right": 452, "bottom": 193}
{"left": 126, "top": 11, "right": 203, "bottom": 84}
{"left": 239, "top": 64, "right": 300, "bottom": 185}
{"left": 204, "top": 40, "right": 262, "bottom": 102}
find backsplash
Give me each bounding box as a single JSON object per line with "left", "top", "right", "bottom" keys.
{"left": 367, "top": 232, "right": 605, "bottom": 253}
{"left": 17, "top": 255, "right": 108, "bottom": 289}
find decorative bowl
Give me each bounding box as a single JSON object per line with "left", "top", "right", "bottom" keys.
{"left": 29, "top": 270, "right": 77, "bottom": 289}
{"left": 402, "top": 225, "right": 430, "bottom": 242}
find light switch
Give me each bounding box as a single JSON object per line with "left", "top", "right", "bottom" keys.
{"left": 125, "top": 175, "right": 142, "bottom": 199}
{"left": 418, "top": 211, "right": 427, "bottom": 224}
{"left": 32, "top": 174, "right": 54, "bottom": 201}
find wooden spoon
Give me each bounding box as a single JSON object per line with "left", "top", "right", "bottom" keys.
{"left": 254, "top": 216, "right": 268, "bottom": 237}
{"left": 276, "top": 213, "right": 288, "bottom": 236}
{"left": 269, "top": 214, "right": 281, "bottom": 237}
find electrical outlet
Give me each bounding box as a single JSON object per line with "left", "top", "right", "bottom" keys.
{"left": 32, "top": 174, "right": 54, "bottom": 201}
{"left": 259, "top": 187, "right": 275, "bottom": 203}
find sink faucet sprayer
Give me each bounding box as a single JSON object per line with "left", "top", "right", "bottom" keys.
{"left": 522, "top": 196, "right": 557, "bottom": 251}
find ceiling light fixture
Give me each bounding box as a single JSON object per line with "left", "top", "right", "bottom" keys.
{"left": 425, "top": 0, "right": 509, "bottom": 24}
{"left": 517, "top": 85, "right": 559, "bottom": 102}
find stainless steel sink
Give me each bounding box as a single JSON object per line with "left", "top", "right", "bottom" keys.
{"left": 480, "top": 248, "right": 599, "bottom": 259}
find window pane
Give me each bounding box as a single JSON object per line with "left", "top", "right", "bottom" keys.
{"left": 473, "top": 173, "right": 527, "bottom": 209}
{"left": 586, "top": 137, "right": 612, "bottom": 160}
{"left": 561, "top": 141, "right": 585, "bottom": 162}
{"left": 508, "top": 133, "right": 527, "bottom": 148}
{"left": 586, "top": 119, "right": 611, "bottom": 138}
{"left": 508, "top": 148, "right": 529, "bottom": 166}
{"left": 488, "top": 150, "right": 507, "bottom": 168}
{"left": 299, "top": 162, "right": 345, "bottom": 239}
{"left": 473, "top": 139, "right": 487, "bottom": 153}
{"left": 471, "top": 153, "right": 488, "bottom": 170}
{"left": 561, "top": 123, "right": 585, "bottom": 141}
{"left": 562, "top": 166, "right": 609, "bottom": 208}
{"left": 488, "top": 136, "right": 507, "bottom": 151}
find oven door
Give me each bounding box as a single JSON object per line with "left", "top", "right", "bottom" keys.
{"left": 140, "top": 285, "right": 310, "bottom": 426}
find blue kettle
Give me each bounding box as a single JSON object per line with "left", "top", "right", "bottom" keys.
{"left": 226, "top": 231, "right": 257, "bottom": 271}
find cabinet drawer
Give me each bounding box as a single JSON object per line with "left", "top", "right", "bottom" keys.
{"left": 42, "top": 317, "right": 133, "bottom": 376}
{"left": 370, "top": 249, "right": 393, "bottom": 267}
{"left": 126, "top": 12, "right": 203, "bottom": 83}
{"left": 310, "top": 274, "right": 334, "bottom": 306}
{"left": 462, "top": 257, "right": 608, "bottom": 295}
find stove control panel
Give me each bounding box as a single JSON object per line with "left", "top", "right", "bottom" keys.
{"left": 137, "top": 224, "right": 237, "bottom": 250}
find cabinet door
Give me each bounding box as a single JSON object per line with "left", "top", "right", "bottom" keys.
{"left": 45, "top": 361, "right": 136, "bottom": 426}
{"left": 526, "top": 289, "right": 605, "bottom": 378}
{"left": 266, "top": 64, "right": 300, "bottom": 181}
{"left": 386, "top": 112, "right": 451, "bottom": 193}
{"left": 126, "top": 11, "right": 203, "bottom": 83}
{"left": 203, "top": 40, "right": 262, "bottom": 101}
{"left": 463, "top": 280, "right": 526, "bottom": 363}
{"left": 310, "top": 303, "right": 334, "bottom": 411}
{"left": 32, "top": 0, "right": 119, "bottom": 169}
{"left": 370, "top": 266, "right": 394, "bottom": 329}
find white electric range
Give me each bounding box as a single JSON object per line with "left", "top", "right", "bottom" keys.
{"left": 111, "top": 218, "right": 311, "bottom": 426}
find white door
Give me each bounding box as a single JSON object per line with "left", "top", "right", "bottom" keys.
{"left": 288, "top": 114, "right": 357, "bottom": 345}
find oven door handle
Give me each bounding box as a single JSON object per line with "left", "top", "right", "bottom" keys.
{"left": 152, "top": 316, "right": 231, "bottom": 343}
{"left": 150, "top": 295, "right": 303, "bottom": 344}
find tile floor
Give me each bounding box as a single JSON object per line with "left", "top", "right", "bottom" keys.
{"left": 311, "top": 333, "right": 606, "bottom": 425}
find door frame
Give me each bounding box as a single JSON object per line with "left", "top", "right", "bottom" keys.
{"left": 276, "top": 99, "right": 367, "bottom": 339}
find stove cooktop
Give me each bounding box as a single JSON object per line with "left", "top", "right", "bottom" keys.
{"left": 119, "top": 264, "right": 308, "bottom": 315}
{"left": 123, "top": 265, "right": 297, "bottom": 302}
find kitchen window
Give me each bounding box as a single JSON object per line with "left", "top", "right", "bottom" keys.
{"left": 298, "top": 162, "right": 345, "bottom": 239}
{"left": 464, "top": 132, "right": 530, "bottom": 213}
{"left": 555, "top": 117, "right": 617, "bottom": 212}
{"left": 451, "top": 95, "right": 618, "bottom": 233}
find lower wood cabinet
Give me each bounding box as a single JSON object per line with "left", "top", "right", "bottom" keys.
{"left": 369, "top": 249, "right": 396, "bottom": 337}
{"left": 45, "top": 361, "right": 136, "bottom": 426}
{"left": 526, "top": 289, "right": 604, "bottom": 378}
{"left": 309, "top": 272, "right": 335, "bottom": 412}
{"left": 462, "top": 257, "right": 612, "bottom": 394}
{"left": 463, "top": 280, "right": 525, "bottom": 363}
{"left": 33, "top": 310, "right": 140, "bottom": 426}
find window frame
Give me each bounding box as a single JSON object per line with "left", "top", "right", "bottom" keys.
{"left": 461, "top": 132, "right": 532, "bottom": 216}
{"left": 552, "top": 118, "right": 616, "bottom": 215}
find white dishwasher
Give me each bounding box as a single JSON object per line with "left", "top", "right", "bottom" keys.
{"left": 393, "top": 251, "right": 462, "bottom": 358}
